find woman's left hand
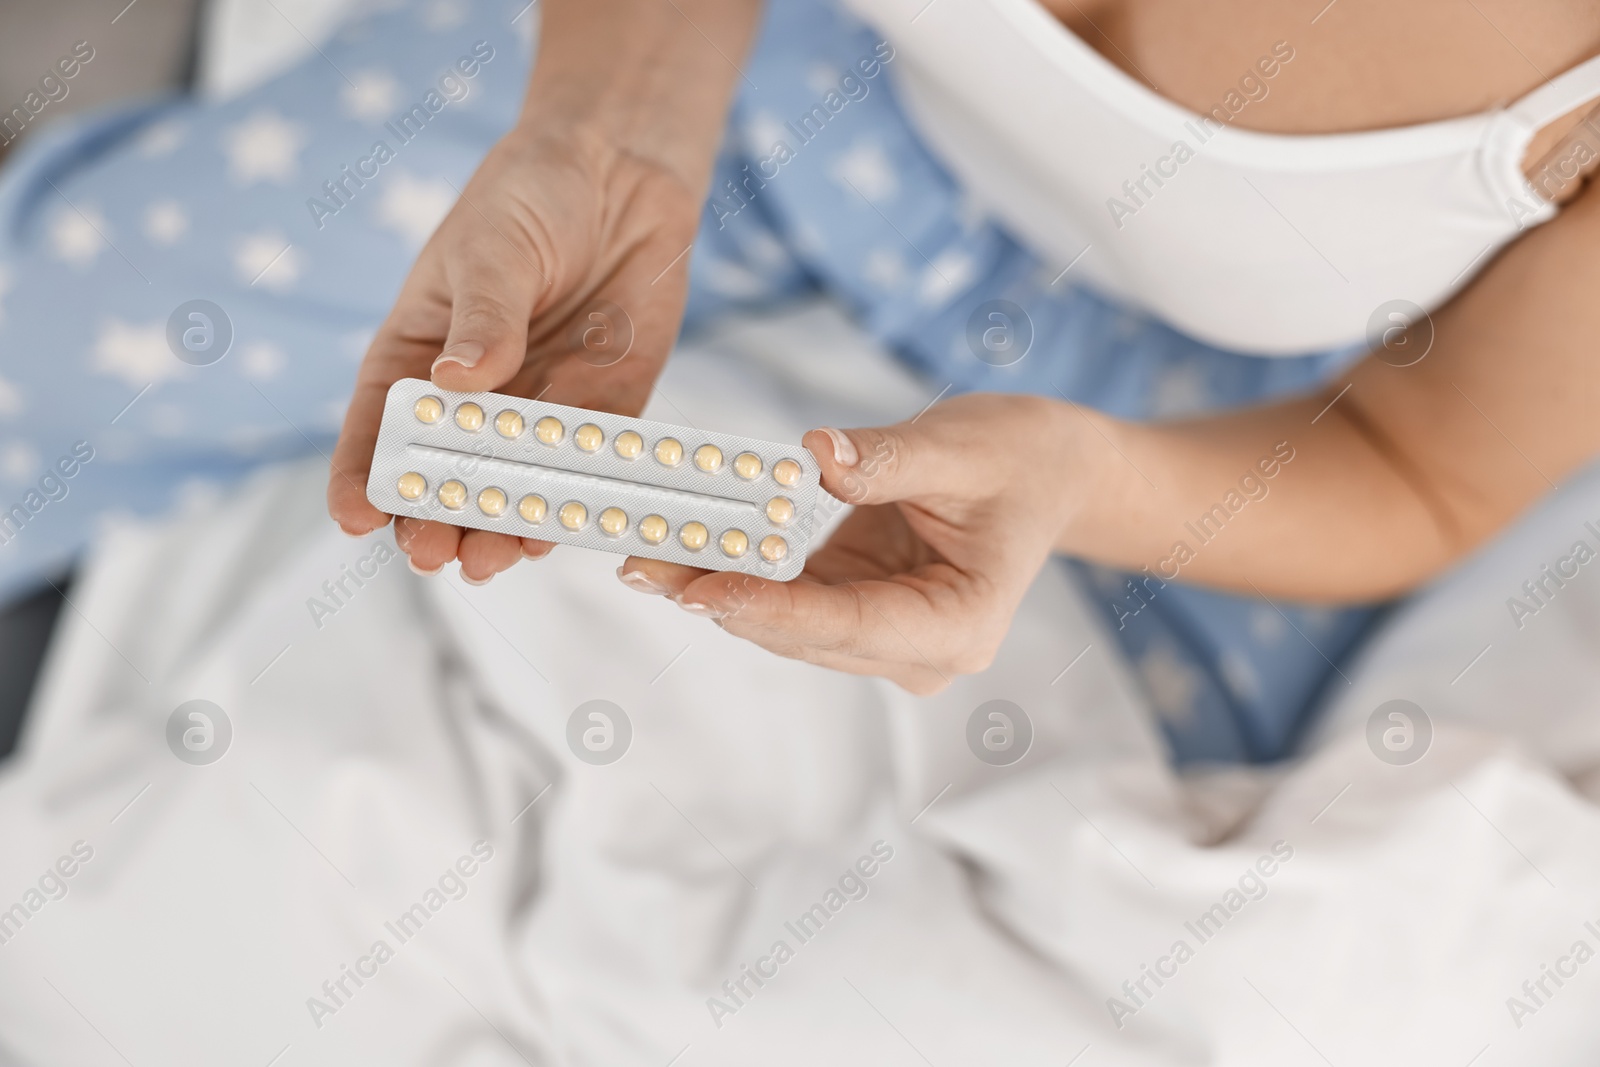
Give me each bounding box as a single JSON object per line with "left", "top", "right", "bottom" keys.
{"left": 615, "top": 394, "right": 1080, "bottom": 694}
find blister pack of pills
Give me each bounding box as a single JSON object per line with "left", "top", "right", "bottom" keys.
{"left": 367, "top": 378, "right": 822, "bottom": 580}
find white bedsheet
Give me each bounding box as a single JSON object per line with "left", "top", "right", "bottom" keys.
{"left": 2, "top": 303, "right": 1599, "bottom": 1066}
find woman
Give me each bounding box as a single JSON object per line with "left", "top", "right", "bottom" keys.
{"left": 0, "top": 0, "right": 1591, "bottom": 763}
{"left": 326, "top": 0, "right": 1600, "bottom": 750}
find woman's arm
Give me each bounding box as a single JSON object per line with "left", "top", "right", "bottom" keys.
{"left": 617, "top": 178, "right": 1600, "bottom": 692}
{"left": 517, "top": 0, "right": 761, "bottom": 189}
{"left": 1061, "top": 181, "right": 1600, "bottom": 602}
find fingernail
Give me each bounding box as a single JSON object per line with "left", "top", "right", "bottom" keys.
{"left": 337, "top": 524, "right": 367, "bottom": 539}
{"left": 617, "top": 567, "right": 666, "bottom": 595}
{"left": 678, "top": 601, "right": 727, "bottom": 619}
{"left": 432, "top": 341, "right": 485, "bottom": 374}
{"left": 521, "top": 545, "right": 551, "bottom": 561}
{"left": 461, "top": 571, "right": 493, "bottom": 586}
{"left": 820, "top": 427, "right": 858, "bottom": 467}
{"left": 408, "top": 558, "right": 445, "bottom": 577}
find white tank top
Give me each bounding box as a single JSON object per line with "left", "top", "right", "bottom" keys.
{"left": 842, "top": 0, "right": 1600, "bottom": 355}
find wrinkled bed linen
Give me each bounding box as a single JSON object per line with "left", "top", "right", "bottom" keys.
{"left": 2, "top": 306, "right": 1599, "bottom": 1066}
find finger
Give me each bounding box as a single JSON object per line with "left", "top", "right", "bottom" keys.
{"left": 519, "top": 537, "right": 556, "bottom": 561}
{"left": 678, "top": 570, "right": 965, "bottom": 670}
{"left": 714, "top": 631, "right": 950, "bottom": 695}
{"left": 456, "top": 529, "right": 525, "bottom": 584}
{"left": 615, "top": 557, "right": 948, "bottom": 690}
{"left": 329, "top": 358, "right": 405, "bottom": 535}
{"left": 615, "top": 557, "right": 708, "bottom": 598}
{"left": 782, "top": 649, "right": 951, "bottom": 696}
{"left": 804, "top": 421, "right": 978, "bottom": 508}
{"left": 394, "top": 516, "right": 463, "bottom": 575}
{"left": 430, "top": 254, "right": 542, "bottom": 393}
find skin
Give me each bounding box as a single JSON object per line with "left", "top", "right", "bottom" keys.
{"left": 330, "top": 0, "right": 1600, "bottom": 694}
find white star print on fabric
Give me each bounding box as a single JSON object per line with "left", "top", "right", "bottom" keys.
{"left": 234, "top": 231, "right": 302, "bottom": 290}
{"left": 738, "top": 227, "right": 792, "bottom": 271}
{"left": 375, "top": 173, "right": 456, "bottom": 249}
{"left": 423, "top": 0, "right": 468, "bottom": 29}
{"left": 699, "top": 258, "right": 769, "bottom": 299}
{"left": 792, "top": 221, "right": 827, "bottom": 257}
{"left": 805, "top": 63, "right": 842, "bottom": 95}
{"left": 829, "top": 138, "right": 899, "bottom": 203}
{"left": 136, "top": 118, "right": 185, "bottom": 157}
{"left": 0, "top": 375, "right": 22, "bottom": 418}
{"left": 1219, "top": 648, "right": 1262, "bottom": 703}
{"left": 742, "top": 111, "right": 793, "bottom": 158}
{"left": 92, "top": 319, "right": 180, "bottom": 388}
{"left": 512, "top": 5, "right": 536, "bottom": 51}
{"left": 143, "top": 201, "right": 188, "bottom": 245}
{"left": 240, "top": 341, "right": 287, "bottom": 381}
{"left": 48, "top": 205, "right": 110, "bottom": 267}
{"left": 341, "top": 70, "right": 401, "bottom": 122}
{"left": 0, "top": 442, "right": 40, "bottom": 484}
{"left": 1248, "top": 606, "right": 1289, "bottom": 645}
{"left": 1150, "top": 362, "right": 1211, "bottom": 417}
{"left": 916, "top": 248, "right": 977, "bottom": 307}
{"left": 221, "top": 110, "right": 307, "bottom": 185}
{"left": 1137, "top": 641, "right": 1203, "bottom": 725}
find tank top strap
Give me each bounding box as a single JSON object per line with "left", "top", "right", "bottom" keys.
{"left": 1507, "top": 53, "right": 1600, "bottom": 130}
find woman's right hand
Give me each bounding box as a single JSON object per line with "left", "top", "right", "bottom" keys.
{"left": 326, "top": 124, "right": 702, "bottom": 580}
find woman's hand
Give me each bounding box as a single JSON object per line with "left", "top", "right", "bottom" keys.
{"left": 615, "top": 394, "right": 1081, "bottom": 694}
{"left": 327, "top": 0, "right": 762, "bottom": 581}
{"left": 327, "top": 128, "right": 699, "bottom": 578}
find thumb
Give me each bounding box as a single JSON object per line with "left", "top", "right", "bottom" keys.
{"left": 804, "top": 423, "right": 962, "bottom": 506}
{"left": 429, "top": 260, "right": 539, "bottom": 392}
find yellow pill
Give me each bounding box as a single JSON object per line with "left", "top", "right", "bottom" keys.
{"left": 766, "top": 496, "right": 795, "bottom": 525}
{"left": 614, "top": 430, "right": 644, "bottom": 459}
{"left": 638, "top": 514, "right": 668, "bottom": 544}
{"left": 559, "top": 501, "right": 587, "bottom": 530}
{"left": 759, "top": 535, "right": 788, "bottom": 563}
{"left": 679, "top": 521, "right": 708, "bottom": 551}
{"left": 598, "top": 507, "right": 628, "bottom": 536}
{"left": 574, "top": 424, "right": 604, "bottom": 452}
{"left": 694, "top": 444, "right": 724, "bottom": 473}
{"left": 437, "top": 480, "right": 467, "bottom": 509}
{"left": 397, "top": 471, "right": 427, "bottom": 500}
{"left": 534, "top": 416, "right": 564, "bottom": 446}
{"left": 477, "top": 487, "right": 507, "bottom": 517}
{"left": 413, "top": 396, "right": 444, "bottom": 424}
{"left": 494, "top": 410, "right": 524, "bottom": 438}
{"left": 518, "top": 494, "right": 547, "bottom": 524}
{"left": 720, "top": 529, "right": 749, "bottom": 558}
{"left": 454, "top": 403, "right": 484, "bottom": 432}
{"left": 733, "top": 452, "right": 763, "bottom": 480}
{"left": 773, "top": 458, "right": 802, "bottom": 487}
{"left": 655, "top": 438, "right": 684, "bottom": 466}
